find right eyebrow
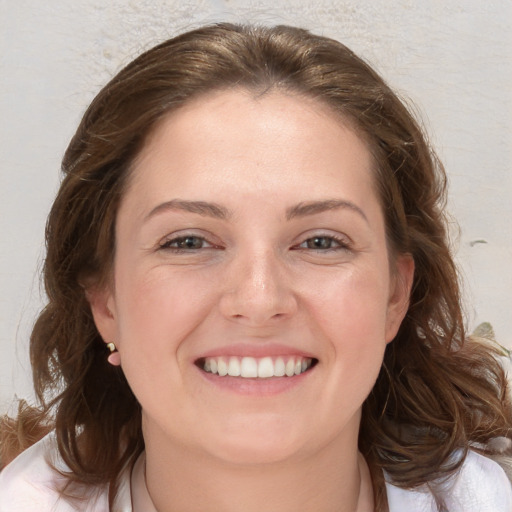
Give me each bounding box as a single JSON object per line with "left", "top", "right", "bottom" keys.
{"left": 144, "top": 199, "right": 231, "bottom": 222}
{"left": 285, "top": 199, "right": 368, "bottom": 223}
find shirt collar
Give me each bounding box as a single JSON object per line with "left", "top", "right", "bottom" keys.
{"left": 111, "top": 451, "right": 158, "bottom": 512}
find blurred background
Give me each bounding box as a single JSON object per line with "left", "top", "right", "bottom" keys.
{"left": 1, "top": 0, "right": 511, "bottom": 413}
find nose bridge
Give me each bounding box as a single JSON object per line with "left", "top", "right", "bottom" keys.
{"left": 220, "top": 244, "right": 296, "bottom": 324}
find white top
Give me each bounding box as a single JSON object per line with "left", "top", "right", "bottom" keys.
{"left": 1, "top": 433, "right": 511, "bottom": 511}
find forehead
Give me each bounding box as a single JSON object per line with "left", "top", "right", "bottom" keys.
{"left": 130, "top": 89, "right": 374, "bottom": 185}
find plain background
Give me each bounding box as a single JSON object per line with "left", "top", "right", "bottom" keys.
{"left": 1, "top": 0, "right": 511, "bottom": 413}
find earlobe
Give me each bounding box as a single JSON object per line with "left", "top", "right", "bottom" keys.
{"left": 106, "top": 342, "right": 121, "bottom": 366}
{"left": 385, "top": 254, "right": 415, "bottom": 343}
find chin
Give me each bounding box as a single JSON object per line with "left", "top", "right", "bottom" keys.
{"left": 203, "top": 419, "right": 307, "bottom": 466}
{"left": 211, "top": 440, "right": 302, "bottom": 466}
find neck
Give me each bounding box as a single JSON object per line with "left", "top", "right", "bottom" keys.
{"left": 143, "top": 423, "right": 374, "bottom": 512}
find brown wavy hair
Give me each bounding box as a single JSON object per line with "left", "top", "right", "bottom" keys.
{"left": 1, "top": 23, "right": 511, "bottom": 511}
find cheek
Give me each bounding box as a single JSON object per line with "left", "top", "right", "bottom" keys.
{"left": 308, "top": 265, "right": 390, "bottom": 341}
{"left": 115, "top": 264, "right": 212, "bottom": 333}
{"left": 110, "top": 269, "right": 214, "bottom": 414}
{"left": 307, "top": 266, "right": 390, "bottom": 389}
{"left": 111, "top": 265, "right": 221, "bottom": 392}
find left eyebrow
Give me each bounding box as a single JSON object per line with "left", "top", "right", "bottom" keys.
{"left": 144, "top": 199, "right": 231, "bottom": 222}
{"left": 285, "top": 199, "right": 368, "bottom": 223}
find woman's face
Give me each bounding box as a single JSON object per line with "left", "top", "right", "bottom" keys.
{"left": 91, "top": 89, "right": 413, "bottom": 465}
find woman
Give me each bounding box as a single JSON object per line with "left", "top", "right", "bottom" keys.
{"left": 0, "top": 23, "right": 511, "bottom": 512}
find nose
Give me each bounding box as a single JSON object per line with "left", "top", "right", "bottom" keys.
{"left": 219, "top": 248, "right": 298, "bottom": 326}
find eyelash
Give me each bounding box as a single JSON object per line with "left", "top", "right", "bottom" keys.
{"left": 158, "top": 235, "right": 215, "bottom": 251}
{"left": 293, "top": 235, "right": 351, "bottom": 252}
{"left": 158, "top": 234, "right": 351, "bottom": 253}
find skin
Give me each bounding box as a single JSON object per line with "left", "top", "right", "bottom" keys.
{"left": 90, "top": 89, "right": 414, "bottom": 512}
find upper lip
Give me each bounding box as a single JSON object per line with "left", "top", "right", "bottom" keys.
{"left": 194, "top": 343, "right": 317, "bottom": 361}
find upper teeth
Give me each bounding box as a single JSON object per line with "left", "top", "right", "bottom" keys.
{"left": 203, "top": 356, "right": 313, "bottom": 378}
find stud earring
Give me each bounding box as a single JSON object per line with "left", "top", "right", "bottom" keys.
{"left": 106, "top": 342, "right": 121, "bottom": 366}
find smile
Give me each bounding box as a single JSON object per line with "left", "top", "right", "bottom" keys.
{"left": 199, "top": 356, "right": 316, "bottom": 378}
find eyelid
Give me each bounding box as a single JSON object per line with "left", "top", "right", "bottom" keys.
{"left": 159, "top": 236, "right": 208, "bottom": 250}
{"left": 157, "top": 230, "right": 222, "bottom": 251}
{"left": 292, "top": 231, "right": 353, "bottom": 250}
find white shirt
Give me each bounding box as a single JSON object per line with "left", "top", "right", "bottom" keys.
{"left": 1, "top": 433, "right": 511, "bottom": 511}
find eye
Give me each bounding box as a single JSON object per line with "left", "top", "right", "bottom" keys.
{"left": 297, "top": 235, "right": 348, "bottom": 251}
{"left": 303, "top": 236, "right": 339, "bottom": 250}
{"left": 159, "top": 235, "right": 212, "bottom": 251}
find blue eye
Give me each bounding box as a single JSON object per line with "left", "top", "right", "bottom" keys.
{"left": 160, "top": 236, "right": 208, "bottom": 250}
{"left": 299, "top": 236, "right": 346, "bottom": 250}
{"left": 305, "top": 237, "right": 337, "bottom": 249}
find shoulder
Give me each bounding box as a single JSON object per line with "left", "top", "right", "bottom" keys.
{"left": 386, "top": 450, "right": 512, "bottom": 512}
{"left": 444, "top": 450, "right": 512, "bottom": 511}
{"left": 0, "top": 432, "right": 109, "bottom": 512}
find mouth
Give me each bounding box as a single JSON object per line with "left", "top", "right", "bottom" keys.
{"left": 195, "top": 355, "right": 318, "bottom": 379}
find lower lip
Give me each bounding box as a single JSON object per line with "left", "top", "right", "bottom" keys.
{"left": 196, "top": 366, "right": 315, "bottom": 396}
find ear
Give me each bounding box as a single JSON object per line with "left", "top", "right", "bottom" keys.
{"left": 85, "top": 285, "right": 119, "bottom": 348}
{"left": 385, "top": 253, "right": 415, "bottom": 343}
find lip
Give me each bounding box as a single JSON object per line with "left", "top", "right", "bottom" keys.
{"left": 196, "top": 363, "right": 316, "bottom": 396}
{"left": 195, "top": 343, "right": 317, "bottom": 360}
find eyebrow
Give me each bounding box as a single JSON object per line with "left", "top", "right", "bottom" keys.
{"left": 144, "top": 198, "right": 368, "bottom": 223}
{"left": 145, "top": 199, "right": 231, "bottom": 221}
{"left": 285, "top": 199, "right": 368, "bottom": 223}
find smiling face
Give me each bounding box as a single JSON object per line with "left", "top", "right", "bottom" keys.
{"left": 90, "top": 89, "right": 413, "bottom": 466}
